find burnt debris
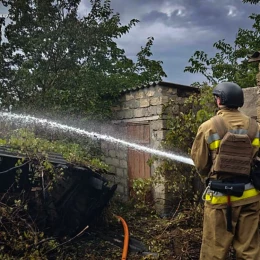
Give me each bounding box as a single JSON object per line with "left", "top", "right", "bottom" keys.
{"left": 0, "top": 145, "right": 117, "bottom": 237}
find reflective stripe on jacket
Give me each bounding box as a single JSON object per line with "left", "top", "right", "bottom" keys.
{"left": 208, "top": 128, "right": 260, "bottom": 150}
{"left": 191, "top": 108, "right": 260, "bottom": 178}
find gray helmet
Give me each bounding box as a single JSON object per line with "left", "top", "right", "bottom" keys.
{"left": 212, "top": 82, "right": 244, "bottom": 108}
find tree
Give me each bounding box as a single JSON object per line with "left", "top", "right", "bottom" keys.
{"left": 243, "top": 0, "right": 260, "bottom": 3}
{"left": 0, "top": 0, "right": 166, "bottom": 118}
{"left": 184, "top": 13, "right": 260, "bottom": 88}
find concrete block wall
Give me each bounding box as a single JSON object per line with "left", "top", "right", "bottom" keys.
{"left": 100, "top": 124, "right": 129, "bottom": 201}
{"left": 240, "top": 87, "right": 257, "bottom": 118}
{"left": 101, "top": 83, "right": 196, "bottom": 212}
{"left": 240, "top": 63, "right": 260, "bottom": 120}
{"left": 112, "top": 85, "right": 178, "bottom": 121}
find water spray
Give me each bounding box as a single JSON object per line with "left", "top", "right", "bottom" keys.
{"left": 0, "top": 112, "right": 195, "bottom": 166}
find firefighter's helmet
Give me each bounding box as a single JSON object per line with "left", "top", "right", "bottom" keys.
{"left": 212, "top": 82, "right": 244, "bottom": 108}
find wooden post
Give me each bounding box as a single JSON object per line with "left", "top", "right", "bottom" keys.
{"left": 248, "top": 51, "right": 260, "bottom": 121}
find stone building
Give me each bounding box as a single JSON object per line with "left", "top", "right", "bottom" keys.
{"left": 100, "top": 81, "right": 199, "bottom": 213}
{"left": 101, "top": 57, "right": 260, "bottom": 213}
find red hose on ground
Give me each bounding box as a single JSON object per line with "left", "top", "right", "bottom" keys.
{"left": 115, "top": 215, "right": 129, "bottom": 260}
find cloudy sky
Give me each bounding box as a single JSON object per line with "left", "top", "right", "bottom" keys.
{"left": 1, "top": 0, "right": 260, "bottom": 85}
{"left": 79, "top": 0, "right": 260, "bottom": 85}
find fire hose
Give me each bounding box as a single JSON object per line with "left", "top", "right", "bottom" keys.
{"left": 114, "top": 215, "right": 129, "bottom": 260}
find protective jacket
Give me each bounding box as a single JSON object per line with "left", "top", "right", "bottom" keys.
{"left": 191, "top": 108, "right": 260, "bottom": 208}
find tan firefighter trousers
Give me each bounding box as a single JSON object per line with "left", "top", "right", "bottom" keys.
{"left": 200, "top": 201, "right": 260, "bottom": 260}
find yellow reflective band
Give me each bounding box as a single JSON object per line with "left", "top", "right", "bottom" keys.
{"left": 209, "top": 138, "right": 260, "bottom": 150}
{"left": 205, "top": 188, "right": 260, "bottom": 204}
{"left": 209, "top": 140, "right": 220, "bottom": 150}
{"left": 252, "top": 138, "right": 260, "bottom": 147}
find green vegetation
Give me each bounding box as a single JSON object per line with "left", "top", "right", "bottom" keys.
{"left": 3, "top": 129, "right": 107, "bottom": 169}
{"left": 0, "top": 0, "right": 259, "bottom": 258}
{"left": 0, "top": 0, "right": 166, "bottom": 118}
{"left": 184, "top": 13, "right": 260, "bottom": 88}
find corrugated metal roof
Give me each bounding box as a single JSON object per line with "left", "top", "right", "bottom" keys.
{"left": 0, "top": 145, "right": 68, "bottom": 165}
{"left": 121, "top": 81, "right": 199, "bottom": 93}
{"left": 0, "top": 145, "right": 114, "bottom": 175}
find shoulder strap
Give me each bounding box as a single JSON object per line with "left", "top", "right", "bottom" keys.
{"left": 247, "top": 118, "right": 258, "bottom": 141}
{"left": 211, "top": 115, "right": 227, "bottom": 139}
{"left": 212, "top": 115, "right": 258, "bottom": 141}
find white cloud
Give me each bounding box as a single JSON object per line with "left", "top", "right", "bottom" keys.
{"left": 78, "top": 1, "right": 91, "bottom": 17}
{"left": 176, "top": 9, "right": 186, "bottom": 17}
{"left": 226, "top": 5, "right": 240, "bottom": 18}
{"left": 158, "top": 2, "right": 186, "bottom": 18}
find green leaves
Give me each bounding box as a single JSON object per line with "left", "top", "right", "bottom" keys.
{"left": 185, "top": 10, "right": 260, "bottom": 88}
{"left": 1, "top": 0, "right": 166, "bottom": 118}
{"left": 4, "top": 128, "right": 106, "bottom": 169}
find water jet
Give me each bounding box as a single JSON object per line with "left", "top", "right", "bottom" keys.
{"left": 0, "top": 112, "right": 195, "bottom": 166}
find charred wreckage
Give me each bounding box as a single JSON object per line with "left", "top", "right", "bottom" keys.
{"left": 0, "top": 145, "right": 117, "bottom": 236}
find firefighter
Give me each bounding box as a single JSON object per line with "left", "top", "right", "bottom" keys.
{"left": 191, "top": 82, "right": 260, "bottom": 259}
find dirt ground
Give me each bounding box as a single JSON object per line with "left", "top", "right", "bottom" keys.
{"left": 56, "top": 199, "right": 237, "bottom": 260}
{"left": 55, "top": 200, "right": 203, "bottom": 259}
